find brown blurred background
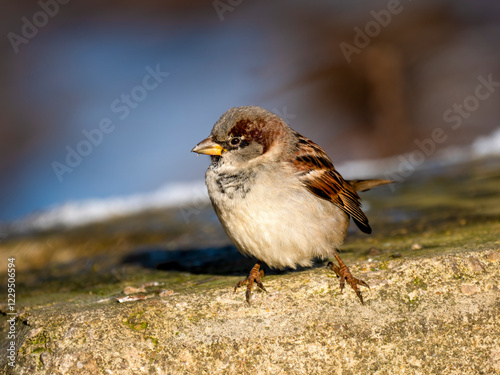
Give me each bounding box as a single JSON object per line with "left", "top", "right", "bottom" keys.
{"left": 1, "top": 0, "right": 500, "bottom": 222}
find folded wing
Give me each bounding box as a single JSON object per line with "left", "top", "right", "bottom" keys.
{"left": 291, "top": 132, "right": 393, "bottom": 234}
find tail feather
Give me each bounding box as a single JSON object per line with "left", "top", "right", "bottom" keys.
{"left": 347, "top": 179, "right": 395, "bottom": 192}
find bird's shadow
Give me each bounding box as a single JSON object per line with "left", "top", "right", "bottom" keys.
{"left": 122, "top": 245, "right": 328, "bottom": 276}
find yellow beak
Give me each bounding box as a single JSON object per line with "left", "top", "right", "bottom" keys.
{"left": 191, "top": 137, "right": 225, "bottom": 156}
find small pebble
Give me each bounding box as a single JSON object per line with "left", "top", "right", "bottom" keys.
{"left": 123, "top": 286, "right": 146, "bottom": 295}
{"left": 411, "top": 243, "right": 422, "bottom": 250}
{"left": 141, "top": 281, "right": 160, "bottom": 288}
{"left": 461, "top": 284, "right": 480, "bottom": 295}
{"left": 467, "top": 257, "right": 484, "bottom": 273}
{"left": 159, "top": 289, "right": 175, "bottom": 296}
{"left": 116, "top": 295, "right": 147, "bottom": 303}
{"left": 487, "top": 252, "right": 499, "bottom": 262}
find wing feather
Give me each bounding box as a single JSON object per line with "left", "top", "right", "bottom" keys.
{"left": 291, "top": 132, "right": 372, "bottom": 234}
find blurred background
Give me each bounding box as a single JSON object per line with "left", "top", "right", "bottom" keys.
{"left": 1, "top": 0, "right": 500, "bottom": 227}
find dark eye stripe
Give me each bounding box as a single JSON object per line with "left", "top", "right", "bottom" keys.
{"left": 225, "top": 138, "right": 250, "bottom": 150}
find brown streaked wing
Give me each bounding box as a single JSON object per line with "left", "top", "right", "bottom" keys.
{"left": 292, "top": 132, "right": 372, "bottom": 234}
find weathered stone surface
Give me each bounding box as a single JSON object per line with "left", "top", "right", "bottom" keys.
{"left": 0, "top": 248, "right": 498, "bottom": 375}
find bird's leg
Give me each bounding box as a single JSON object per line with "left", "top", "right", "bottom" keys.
{"left": 328, "top": 253, "right": 369, "bottom": 304}
{"left": 234, "top": 261, "right": 267, "bottom": 305}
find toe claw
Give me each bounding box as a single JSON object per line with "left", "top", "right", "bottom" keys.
{"left": 356, "top": 290, "right": 364, "bottom": 305}
{"left": 255, "top": 280, "right": 267, "bottom": 293}
{"left": 234, "top": 279, "right": 247, "bottom": 293}
{"left": 358, "top": 279, "right": 370, "bottom": 289}
{"left": 245, "top": 289, "right": 252, "bottom": 305}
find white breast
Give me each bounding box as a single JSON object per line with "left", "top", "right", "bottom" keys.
{"left": 206, "top": 163, "right": 349, "bottom": 269}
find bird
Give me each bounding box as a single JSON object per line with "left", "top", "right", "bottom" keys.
{"left": 191, "top": 106, "right": 392, "bottom": 304}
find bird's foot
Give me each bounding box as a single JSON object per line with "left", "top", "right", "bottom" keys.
{"left": 234, "top": 262, "right": 267, "bottom": 305}
{"left": 328, "top": 253, "right": 369, "bottom": 304}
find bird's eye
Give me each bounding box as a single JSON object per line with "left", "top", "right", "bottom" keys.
{"left": 230, "top": 137, "right": 241, "bottom": 146}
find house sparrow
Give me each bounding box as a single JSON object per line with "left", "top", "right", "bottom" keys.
{"left": 192, "top": 106, "right": 392, "bottom": 304}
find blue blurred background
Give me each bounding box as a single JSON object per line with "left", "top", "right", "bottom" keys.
{"left": 1, "top": 0, "right": 500, "bottom": 223}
